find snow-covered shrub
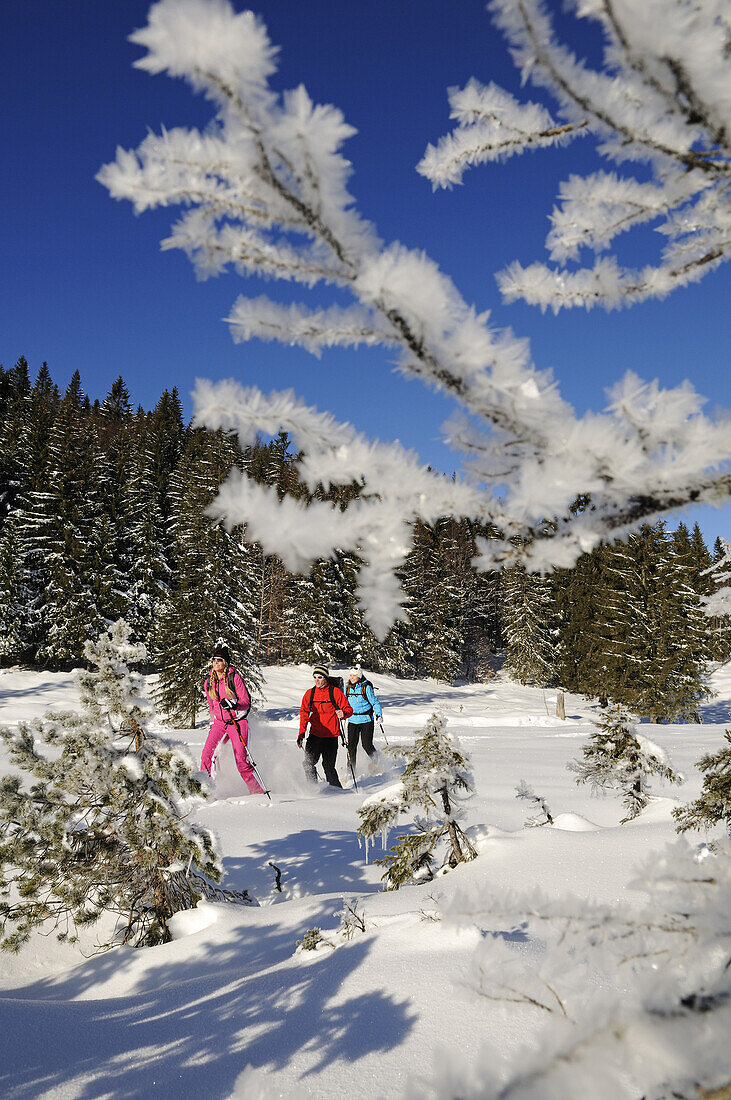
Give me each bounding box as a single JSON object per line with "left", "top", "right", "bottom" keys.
{"left": 0, "top": 620, "right": 251, "bottom": 952}
{"left": 357, "top": 713, "right": 477, "bottom": 889}
{"left": 296, "top": 927, "right": 331, "bottom": 952}
{"left": 337, "top": 897, "right": 368, "bottom": 940}
{"left": 99, "top": 0, "right": 731, "bottom": 639}
{"left": 568, "top": 704, "right": 679, "bottom": 822}
{"left": 413, "top": 839, "right": 731, "bottom": 1100}
{"left": 515, "top": 779, "right": 553, "bottom": 826}
{"left": 674, "top": 731, "right": 731, "bottom": 837}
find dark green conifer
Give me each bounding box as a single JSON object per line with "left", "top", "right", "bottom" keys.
{"left": 598, "top": 524, "right": 711, "bottom": 721}
{"left": 500, "top": 553, "right": 556, "bottom": 686}
{"left": 569, "top": 704, "right": 680, "bottom": 822}
{"left": 673, "top": 732, "right": 731, "bottom": 835}
{"left": 154, "top": 430, "right": 261, "bottom": 726}
{"left": 35, "top": 376, "right": 108, "bottom": 667}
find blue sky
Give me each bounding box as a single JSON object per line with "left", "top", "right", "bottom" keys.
{"left": 2, "top": 1, "right": 729, "bottom": 544}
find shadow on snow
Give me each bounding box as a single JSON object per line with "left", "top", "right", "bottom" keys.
{"left": 0, "top": 907, "right": 416, "bottom": 1098}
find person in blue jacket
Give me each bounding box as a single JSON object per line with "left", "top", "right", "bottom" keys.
{"left": 344, "top": 665, "right": 383, "bottom": 771}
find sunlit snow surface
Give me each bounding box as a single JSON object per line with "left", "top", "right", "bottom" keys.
{"left": 1, "top": 662, "right": 729, "bottom": 1098}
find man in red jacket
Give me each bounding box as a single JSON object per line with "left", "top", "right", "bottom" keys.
{"left": 298, "top": 664, "right": 353, "bottom": 787}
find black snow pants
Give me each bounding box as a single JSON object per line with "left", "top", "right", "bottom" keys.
{"left": 304, "top": 734, "right": 342, "bottom": 788}
{"left": 347, "top": 719, "right": 376, "bottom": 769}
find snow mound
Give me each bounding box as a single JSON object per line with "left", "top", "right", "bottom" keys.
{"left": 550, "top": 813, "right": 600, "bottom": 832}
{"left": 168, "top": 901, "right": 219, "bottom": 939}
{"left": 625, "top": 796, "right": 680, "bottom": 825}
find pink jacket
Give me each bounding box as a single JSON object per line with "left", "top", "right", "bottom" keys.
{"left": 204, "top": 666, "right": 251, "bottom": 725}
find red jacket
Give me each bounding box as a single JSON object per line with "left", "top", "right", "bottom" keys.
{"left": 299, "top": 683, "right": 353, "bottom": 738}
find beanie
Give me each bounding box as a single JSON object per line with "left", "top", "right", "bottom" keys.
{"left": 312, "top": 664, "right": 329, "bottom": 678}
{"left": 212, "top": 644, "right": 231, "bottom": 665}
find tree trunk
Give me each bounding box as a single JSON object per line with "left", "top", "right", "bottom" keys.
{"left": 556, "top": 691, "right": 565, "bottom": 720}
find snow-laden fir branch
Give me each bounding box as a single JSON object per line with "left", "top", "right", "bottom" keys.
{"left": 99, "top": 0, "right": 731, "bottom": 636}
{"left": 421, "top": 0, "right": 731, "bottom": 311}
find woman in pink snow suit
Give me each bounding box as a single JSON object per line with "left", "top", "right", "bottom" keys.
{"left": 201, "top": 645, "right": 264, "bottom": 794}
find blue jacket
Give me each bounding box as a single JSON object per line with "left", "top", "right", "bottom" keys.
{"left": 344, "top": 677, "right": 382, "bottom": 724}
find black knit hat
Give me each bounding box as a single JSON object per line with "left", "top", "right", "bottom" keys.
{"left": 312, "top": 663, "right": 329, "bottom": 678}
{"left": 212, "top": 644, "right": 231, "bottom": 665}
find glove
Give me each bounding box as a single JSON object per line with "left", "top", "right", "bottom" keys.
{"left": 220, "top": 698, "right": 235, "bottom": 712}
{"left": 297, "top": 734, "right": 305, "bottom": 749}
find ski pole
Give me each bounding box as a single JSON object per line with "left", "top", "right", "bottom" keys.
{"left": 244, "top": 741, "right": 272, "bottom": 801}
{"left": 377, "top": 715, "right": 388, "bottom": 746}
{"left": 340, "top": 718, "right": 358, "bottom": 791}
{"left": 231, "top": 716, "right": 272, "bottom": 799}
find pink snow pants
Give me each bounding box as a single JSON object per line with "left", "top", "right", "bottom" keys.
{"left": 201, "top": 718, "right": 264, "bottom": 795}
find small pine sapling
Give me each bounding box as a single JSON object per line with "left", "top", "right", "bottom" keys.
{"left": 568, "top": 704, "right": 679, "bottom": 823}
{"left": 673, "top": 731, "right": 731, "bottom": 837}
{"left": 337, "top": 897, "right": 368, "bottom": 940}
{"left": 0, "top": 620, "right": 252, "bottom": 953}
{"left": 515, "top": 780, "right": 553, "bottom": 826}
{"left": 357, "top": 713, "right": 477, "bottom": 889}
{"left": 296, "top": 928, "right": 332, "bottom": 952}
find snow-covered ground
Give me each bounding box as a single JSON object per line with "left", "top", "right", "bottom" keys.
{"left": 1, "top": 663, "right": 729, "bottom": 1099}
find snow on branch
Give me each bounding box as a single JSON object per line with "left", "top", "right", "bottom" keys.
{"left": 418, "top": 79, "right": 589, "bottom": 187}
{"left": 226, "top": 296, "right": 399, "bottom": 355}
{"left": 421, "top": 839, "right": 731, "bottom": 1099}
{"left": 422, "top": 0, "right": 731, "bottom": 310}
{"left": 101, "top": 0, "right": 731, "bottom": 636}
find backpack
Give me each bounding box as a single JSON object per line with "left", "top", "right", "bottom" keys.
{"left": 308, "top": 675, "right": 344, "bottom": 714}
{"left": 345, "top": 677, "right": 375, "bottom": 715}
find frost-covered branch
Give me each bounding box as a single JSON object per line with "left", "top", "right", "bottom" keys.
{"left": 421, "top": 0, "right": 731, "bottom": 311}
{"left": 99, "top": 0, "right": 731, "bottom": 636}
{"left": 415, "top": 839, "right": 731, "bottom": 1099}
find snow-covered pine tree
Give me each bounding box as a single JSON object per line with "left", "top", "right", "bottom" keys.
{"left": 118, "top": 428, "right": 171, "bottom": 653}
{"left": 154, "top": 428, "right": 261, "bottom": 727}
{"left": 701, "top": 536, "right": 731, "bottom": 663}
{"left": 500, "top": 551, "right": 556, "bottom": 687}
{"left": 35, "top": 373, "right": 109, "bottom": 667}
{"left": 597, "top": 523, "right": 711, "bottom": 721}
{"left": 148, "top": 387, "right": 186, "bottom": 512}
{"left": 0, "top": 620, "right": 250, "bottom": 953}
{"left": 357, "top": 713, "right": 477, "bottom": 888}
{"left": 673, "top": 731, "right": 731, "bottom": 836}
{"left": 284, "top": 553, "right": 350, "bottom": 665}
{"left": 0, "top": 363, "right": 60, "bottom": 662}
{"left": 672, "top": 521, "right": 715, "bottom": 665}
{"left": 0, "top": 356, "right": 31, "bottom": 531}
{"left": 569, "top": 704, "right": 679, "bottom": 822}
{"left": 403, "top": 518, "right": 466, "bottom": 683}
{"left": 553, "top": 541, "right": 613, "bottom": 702}
{"left": 458, "top": 521, "right": 502, "bottom": 683}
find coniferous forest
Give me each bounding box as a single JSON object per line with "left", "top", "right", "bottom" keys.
{"left": 1, "top": 357, "right": 728, "bottom": 725}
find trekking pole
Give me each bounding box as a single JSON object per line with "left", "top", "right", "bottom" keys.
{"left": 340, "top": 719, "right": 358, "bottom": 791}
{"left": 377, "top": 715, "right": 389, "bottom": 746}
{"left": 229, "top": 714, "right": 272, "bottom": 800}
{"left": 244, "top": 740, "right": 272, "bottom": 801}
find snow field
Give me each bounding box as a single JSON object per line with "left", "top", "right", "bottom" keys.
{"left": 0, "top": 662, "right": 729, "bottom": 1098}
